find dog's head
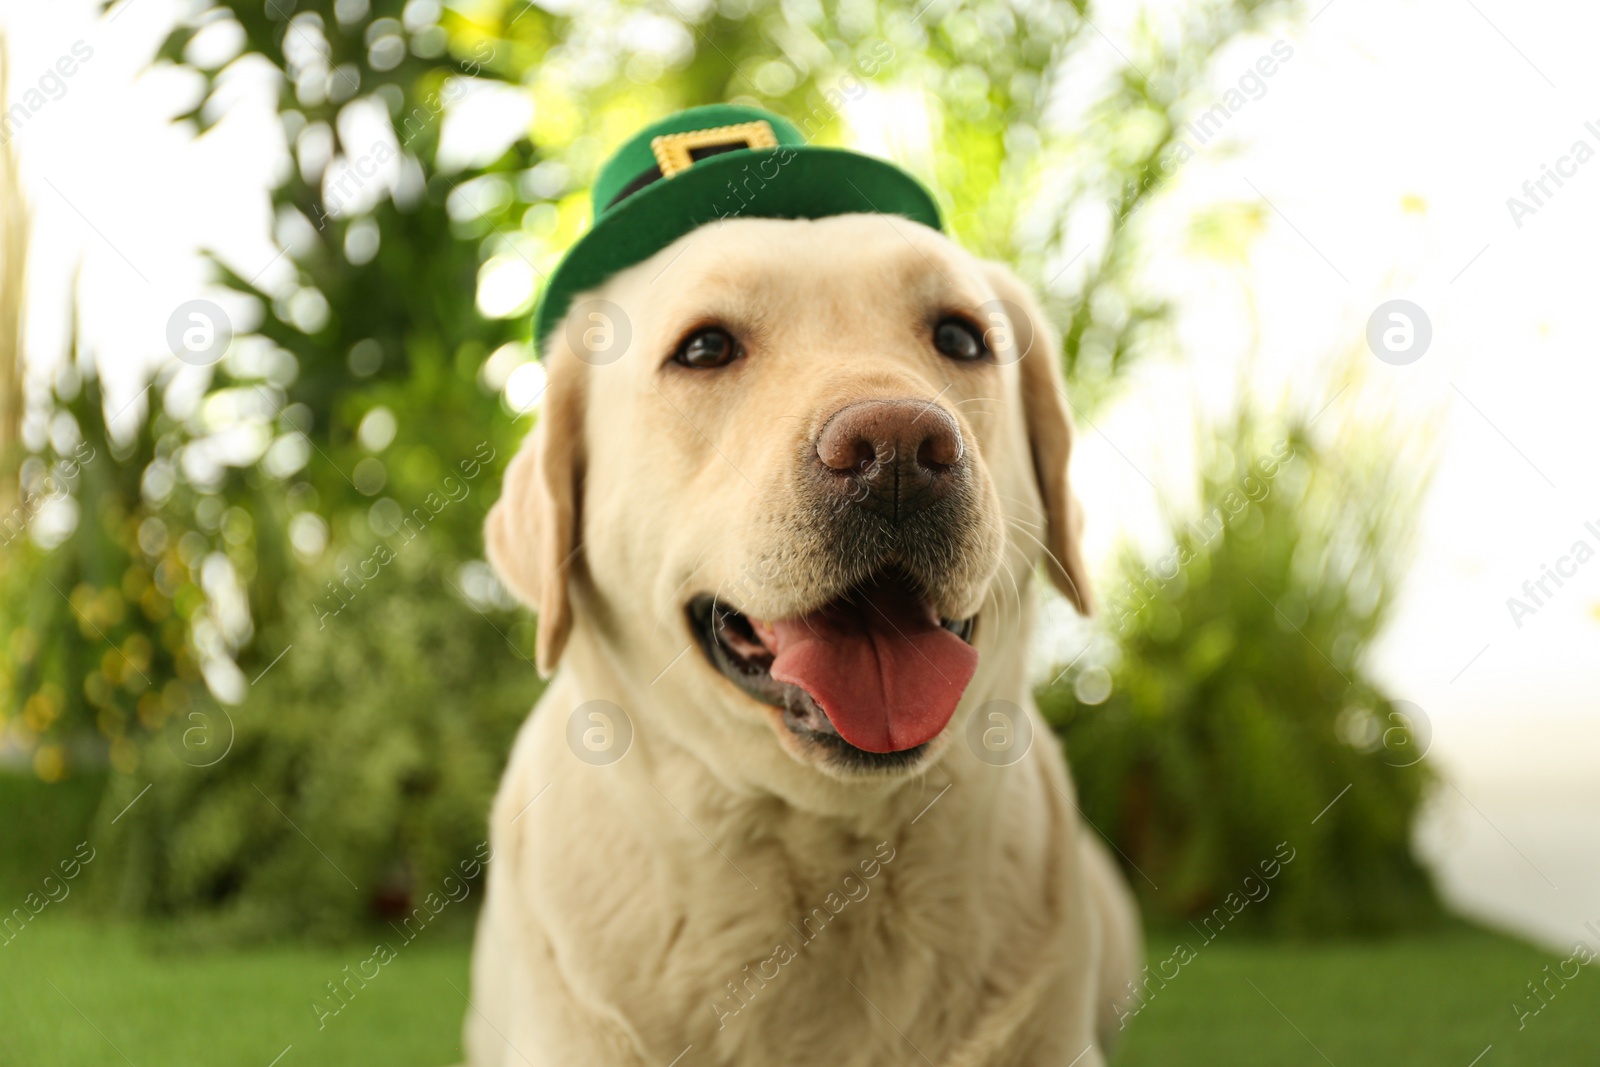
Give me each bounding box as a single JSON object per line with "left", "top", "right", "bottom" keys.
{"left": 488, "top": 214, "right": 1090, "bottom": 786}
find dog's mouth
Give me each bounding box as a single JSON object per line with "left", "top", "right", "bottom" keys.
{"left": 687, "top": 570, "right": 977, "bottom": 767}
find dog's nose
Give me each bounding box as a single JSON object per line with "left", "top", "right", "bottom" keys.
{"left": 816, "top": 398, "right": 964, "bottom": 519}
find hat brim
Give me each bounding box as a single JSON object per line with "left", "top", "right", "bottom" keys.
{"left": 533, "top": 147, "right": 942, "bottom": 349}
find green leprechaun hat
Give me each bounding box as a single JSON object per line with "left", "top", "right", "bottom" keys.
{"left": 532, "top": 103, "right": 943, "bottom": 349}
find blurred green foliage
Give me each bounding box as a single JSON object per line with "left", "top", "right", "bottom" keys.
{"left": 0, "top": 374, "right": 197, "bottom": 784}
{"left": 0, "top": 765, "right": 104, "bottom": 903}
{"left": 92, "top": 555, "right": 535, "bottom": 943}
{"left": 1043, "top": 409, "right": 1441, "bottom": 934}
{"left": 0, "top": 0, "right": 1446, "bottom": 942}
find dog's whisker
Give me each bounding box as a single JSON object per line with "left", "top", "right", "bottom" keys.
{"left": 660, "top": 544, "right": 723, "bottom": 643}
{"left": 670, "top": 543, "right": 718, "bottom": 598}
{"left": 995, "top": 554, "right": 1023, "bottom": 630}
{"left": 996, "top": 510, "right": 1050, "bottom": 543}
{"left": 1005, "top": 520, "right": 1087, "bottom": 607}
{"left": 993, "top": 492, "right": 1050, "bottom": 521}
{"left": 999, "top": 511, "right": 1043, "bottom": 532}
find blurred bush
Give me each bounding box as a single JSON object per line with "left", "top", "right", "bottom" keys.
{"left": 0, "top": 767, "right": 105, "bottom": 903}
{"left": 1043, "top": 408, "right": 1443, "bottom": 935}
{"left": 1, "top": 374, "right": 177, "bottom": 785}
{"left": 94, "top": 555, "right": 539, "bottom": 943}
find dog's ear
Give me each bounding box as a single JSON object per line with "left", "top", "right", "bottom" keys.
{"left": 485, "top": 351, "right": 583, "bottom": 675}
{"left": 981, "top": 260, "right": 1095, "bottom": 615}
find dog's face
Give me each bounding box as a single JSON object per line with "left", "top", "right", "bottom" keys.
{"left": 488, "top": 214, "right": 1090, "bottom": 790}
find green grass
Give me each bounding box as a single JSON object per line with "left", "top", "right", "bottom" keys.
{"left": 1, "top": 918, "right": 1595, "bottom": 1065}
{"left": 0, "top": 920, "right": 471, "bottom": 1066}
{"left": 1117, "top": 924, "right": 1599, "bottom": 1066}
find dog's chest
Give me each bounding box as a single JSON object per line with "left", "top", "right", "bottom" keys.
{"left": 552, "top": 830, "right": 1065, "bottom": 1066}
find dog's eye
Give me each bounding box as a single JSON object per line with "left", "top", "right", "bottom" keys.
{"left": 933, "top": 317, "right": 986, "bottom": 362}
{"left": 674, "top": 327, "right": 739, "bottom": 369}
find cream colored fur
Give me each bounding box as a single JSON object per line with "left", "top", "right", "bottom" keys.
{"left": 468, "top": 214, "right": 1141, "bottom": 1066}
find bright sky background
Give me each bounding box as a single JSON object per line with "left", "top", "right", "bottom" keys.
{"left": 2, "top": 0, "right": 1595, "bottom": 949}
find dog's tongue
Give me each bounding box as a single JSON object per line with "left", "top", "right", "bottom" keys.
{"left": 759, "top": 584, "right": 978, "bottom": 753}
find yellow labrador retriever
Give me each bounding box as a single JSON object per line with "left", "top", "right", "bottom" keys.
{"left": 469, "top": 212, "right": 1141, "bottom": 1065}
